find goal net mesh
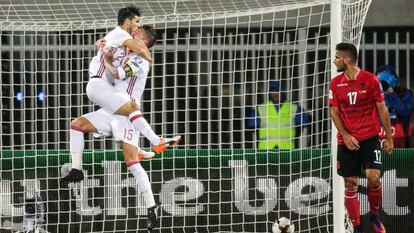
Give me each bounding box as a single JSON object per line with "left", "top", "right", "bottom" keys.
{"left": 0, "top": 0, "right": 371, "bottom": 232}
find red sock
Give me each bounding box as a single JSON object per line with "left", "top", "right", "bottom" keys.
{"left": 368, "top": 184, "right": 382, "bottom": 216}
{"left": 345, "top": 190, "right": 360, "bottom": 226}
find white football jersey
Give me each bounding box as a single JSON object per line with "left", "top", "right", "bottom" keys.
{"left": 114, "top": 53, "right": 150, "bottom": 104}
{"left": 88, "top": 26, "right": 132, "bottom": 83}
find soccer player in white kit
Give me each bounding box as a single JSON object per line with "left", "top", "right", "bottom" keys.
{"left": 61, "top": 25, "right": 179, "bottom": 230}
{"left": 86, "top": 5, "right": 146, "bottom": 113}
{"left": 61, "top": 5, "right": 151, "bottom": 184}
{"left": 63, "top": 5, "right": 161, "bottom": 229}
{"left": 86, "top": 6, "right": 172, "bottom": 153}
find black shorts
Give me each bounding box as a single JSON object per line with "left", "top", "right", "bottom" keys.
{"left": 337, "top": 136, "right": 382, "bottom": 177}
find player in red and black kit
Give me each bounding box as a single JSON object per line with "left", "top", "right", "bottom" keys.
{"left": 329, "top": 43, "right": 393, "bottom": 233}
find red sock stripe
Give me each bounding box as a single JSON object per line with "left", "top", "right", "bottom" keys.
{"left": 130, "top": 114, "right": 143, "bottom": 122}
{"left": 70, "top": 124, "right": 84, "bottom": 132}
{"left": 345, "top": 190, "right": 357, "bottom": 199}
{"left": 370, "top": 184, "right": 382, "bottom": 191}
{"left": 126, "top": 161, "right": 140, "bottom": 167}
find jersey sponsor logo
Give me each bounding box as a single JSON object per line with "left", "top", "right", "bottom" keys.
{"left": 337, "top": 83, "right": 348, "bottom": 87}
{"left": 358, "top": 90, "right": 367, "bottom": 94}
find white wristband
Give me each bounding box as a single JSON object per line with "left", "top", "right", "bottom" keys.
{"left": 117, "top": 67, "right": 126, "bottom": 80}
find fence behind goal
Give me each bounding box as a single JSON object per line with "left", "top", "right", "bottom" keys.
{"left": 0, "top": 0, "right": 378, "bottom": 232}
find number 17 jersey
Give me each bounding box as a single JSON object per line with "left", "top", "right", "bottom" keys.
{"left": 329, "top": 69, "right": 384, "bottom": 144}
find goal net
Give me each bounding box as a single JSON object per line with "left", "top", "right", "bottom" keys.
{"left": 0, "top": 0, "right": 371, "bottom": 232}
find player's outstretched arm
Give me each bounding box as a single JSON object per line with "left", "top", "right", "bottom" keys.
{"left": 124, "top": 38, "right": 152, "bottom": 63}
{"left": 376, "top": 101, "right": 394, "bottom": 155}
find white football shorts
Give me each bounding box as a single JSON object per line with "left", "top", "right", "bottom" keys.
{"left": 83, "top": 108, "right": 139, "bottom": 147}
{"left": 86, "top": 78, "right": 131, "bottom": 114}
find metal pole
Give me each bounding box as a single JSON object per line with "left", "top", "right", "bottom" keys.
{"left": 331, "top": 0, "right": 345, "bottom": 232}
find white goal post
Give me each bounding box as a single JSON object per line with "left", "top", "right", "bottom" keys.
{"left": 0, "top": 0, "right": 371, "bottom": 232}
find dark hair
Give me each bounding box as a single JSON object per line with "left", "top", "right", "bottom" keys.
{"left": 142, "top": 25, "right": 157, "bottom": 48}
{"left": 336, "top": 42, "right": 358, "bottom": 63}
{"left": 117, "top": 5, "right": 142, "bottom": 26}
